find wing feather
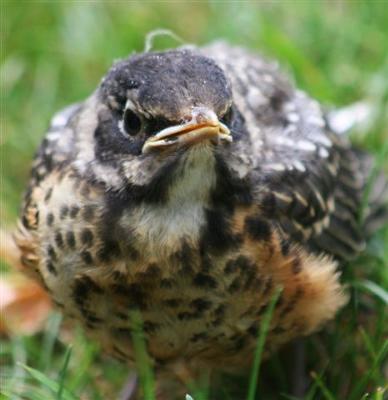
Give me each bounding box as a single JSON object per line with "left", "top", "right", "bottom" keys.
{"left": 204, "top": 42, "right": 386, "bottom": 260}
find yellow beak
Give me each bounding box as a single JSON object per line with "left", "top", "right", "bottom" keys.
{"left": 142, "top": 107, "right": 232, "bottom": 154}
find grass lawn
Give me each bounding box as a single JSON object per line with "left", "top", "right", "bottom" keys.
{"left": 1, "top": 1, "right": 387, "bottom": 399}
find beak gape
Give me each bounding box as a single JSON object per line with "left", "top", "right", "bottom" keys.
{"left": 142, "top": 107, "right": 232, "bottom": 154}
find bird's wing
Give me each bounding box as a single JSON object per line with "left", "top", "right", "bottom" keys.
{"left": 203, "top": 42, "right": 386, "bottom": 261}
{"left": 14, "top": 103, "right": 81, "bottom": 278}
{"left": 26, "top": 103, "right": 82, "bottom": 187}
{"left": 253, "top": 139, "right": 368, "bottom": 261}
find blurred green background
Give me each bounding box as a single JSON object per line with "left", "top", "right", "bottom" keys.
{"left": 1, "top": 1, "right": 387, "bottom": 399}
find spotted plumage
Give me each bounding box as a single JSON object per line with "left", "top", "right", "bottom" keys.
{"left": 15, "top": 42, "right": 387, "bottom": 390}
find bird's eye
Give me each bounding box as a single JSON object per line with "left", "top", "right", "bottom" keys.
{"left": 123, "top": 109, "right": 142, "bottom": 136}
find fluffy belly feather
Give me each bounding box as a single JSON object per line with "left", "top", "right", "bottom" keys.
{"left": 34, "top": 175, "right": 345, "bottom": 371}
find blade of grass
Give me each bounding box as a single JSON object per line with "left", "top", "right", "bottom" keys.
{"left": 130, "top": 311, "right": 155, "bottom": 400}
{"left": 39, "top": 312, "right": 62, "bottom": 372}
{"left": 1, "top": 386, "right": 60, "bottom": 400}
{"left": 19, "top": 363, "right": 77, "bottom": 400}
{"left": 373, "top": 387, "right": 386, "bottom": 400}
{"left": 57, "top": 346, "right": 72, "bottom": 400}
{"left": 299, "top": 365, "right": 326, "bottom": 400}
{"left": 67, "top": 331, "right": 98, "bottom": 391}
{"left": 246, "top": 286, "right": 282, "bottom": 400}
{"left": 351, "top": 280, "right": 388, "bottom": 305}
{"left": 359, "top": 327, "right": 377, "bottom": 360}
{"left": 188, "top": 381, "right": 209, "bottom": 400}
{"left": 280, "top": 394, "right": 300, "bottom": 400}
{"left": 310, "top": 371, "right": 335, "bottom": 400}
{"left": 10, "top": 336, "right": 27, "bottom": 400}
{"left": 348, "top": 340, "right": 388, "bottom": 400}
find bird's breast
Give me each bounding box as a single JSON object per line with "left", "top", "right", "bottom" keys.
{"left": 121, "top": 202, "right": 206, "bottom": 257}
{"left": 32, "top": 165, "right": 345, "bottom": 371}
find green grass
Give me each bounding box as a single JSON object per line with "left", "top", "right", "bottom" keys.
{"left": 130, "top": 311, "right": 155, "bottom": 400}
{"left": 1, "top": 1, "right": 387, "bottom": 399}
{"left": 247, "top": 287, "right": 282, "bottom": 400}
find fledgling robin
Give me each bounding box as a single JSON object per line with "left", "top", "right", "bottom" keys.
{"left": 15, "top": 42, "right": 387, "bottom": 394}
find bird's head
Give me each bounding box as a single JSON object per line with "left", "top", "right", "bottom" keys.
{"left": 78, "top": 48, "right": 250, "bottom": 202}
{"left": 99, "top": 49, "right": 233, "bottom": 153}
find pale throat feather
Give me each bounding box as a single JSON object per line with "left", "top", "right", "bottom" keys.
{"left": 120, "top": 145, "right": 217, "bottom": 256}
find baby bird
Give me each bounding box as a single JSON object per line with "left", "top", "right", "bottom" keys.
{"left": 15, "top": 42, "right": 387, "bottom": 391}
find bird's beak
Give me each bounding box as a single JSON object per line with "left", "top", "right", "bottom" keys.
{"left": 142, "top": 107, "right": 232, "bottom": 154}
